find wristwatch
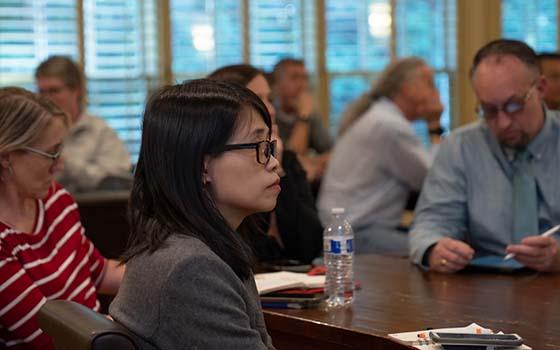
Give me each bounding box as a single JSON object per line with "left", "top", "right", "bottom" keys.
{"left": 428, "top": 126, "right": 444, "bottom": 136}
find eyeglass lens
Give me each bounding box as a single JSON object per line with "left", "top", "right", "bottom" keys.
{"left": 257, "top": 140, "right": 276, "bottom": 164}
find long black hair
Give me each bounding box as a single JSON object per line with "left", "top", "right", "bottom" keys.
{"left": 122, "top": 79, "right": 272, "bottom": 280}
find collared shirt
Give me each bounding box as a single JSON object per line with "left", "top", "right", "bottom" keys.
{"left": 318, "top": 98, "right": 431, "bottom": 231}
{"left": 56, "top": 112, "right": 131, "bottom": 193}
{"left": 409, "top": 109, "right": 560, "bottom": 265}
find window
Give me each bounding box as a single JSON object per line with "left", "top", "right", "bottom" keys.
{"left": 502, "top": 0, "right": 557, "bottom": 52}
{"left": 0, "top": 0, "right": 78, "bottom": 87}
{"left": 326, "top": 0, "right": 391, "bottom": 134}
{"left": 0, "top": 0, "right": 156, "bottom": 161}
{"left": 170, "top": 0, "right": 242, "bottom": 80}
{"left": 395, "top": 0, "right": 456, "bottom": 144}
{"left": 250, "top": 0, "right": 303, "bottom": 70}
{"left": 2, "top": 0, "right": 460, "bottom": 161}
{"left": 326, "top": 0, "right": 456, "bottom": 137}
{"left": 83, "top": 0, "right": 157, "bottom": 160}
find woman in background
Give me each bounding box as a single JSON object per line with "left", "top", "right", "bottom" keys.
{"left": 0, "top": 87, "right": 123, "bottom": 349}
{"left": 209, "top": 64, "right": 323, "bottom": 265}
{"left": 110, "top": 79, "right": 278, "bottom": 349}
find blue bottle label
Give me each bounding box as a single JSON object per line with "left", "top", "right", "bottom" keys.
{"left": 326, "top": 238, "right": 353, "bottom": 254}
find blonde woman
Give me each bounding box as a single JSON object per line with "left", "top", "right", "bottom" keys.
{"left": 0, "top": 87, "right": 124, "bottom": 349}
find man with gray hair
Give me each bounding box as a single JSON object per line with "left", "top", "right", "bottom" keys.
{"left": 317, "top": 57, "right": 443, "bottom": 255}
{"left": 410, "top": 39, "right": 560, "bottom": 273}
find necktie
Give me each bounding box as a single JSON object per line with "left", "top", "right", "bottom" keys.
{"left": 512, "top": 149, "right": 539, "bottom": 243}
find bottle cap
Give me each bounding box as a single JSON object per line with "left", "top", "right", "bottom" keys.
{"left": 331, "top": 207, "right": 345, "bottom": 214}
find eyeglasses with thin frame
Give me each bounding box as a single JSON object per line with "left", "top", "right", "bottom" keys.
{"left": 475, "top": 82, "right": 537, "bottom": 120}
{"left": 221, "top": 140, "right": 277, "bottom": 165}
{"left": 22, "top": 146, "right": 62, "bottom": 161}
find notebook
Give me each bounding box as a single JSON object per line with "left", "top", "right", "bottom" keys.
{"left": 254, "top": 271, "right": 325, "bottom": 295}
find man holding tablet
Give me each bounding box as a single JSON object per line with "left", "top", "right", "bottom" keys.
{"left": 409, "top": 39, "right": 560, "bottom": 273}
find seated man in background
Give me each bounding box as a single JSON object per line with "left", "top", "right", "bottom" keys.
{"left": 35, "top": 56, "right": 131, "bottom": 193}
{"left": 271, "top": 58, "right": 333, "bottom": 183}
{"left": 410, "top": 39, "right": 560, "bottom": 273}
{"left": 537, "top": 52, "right": 560, "bottom": 110}
{"left": 318, "top": 57, "right": 443, "bottom": 256}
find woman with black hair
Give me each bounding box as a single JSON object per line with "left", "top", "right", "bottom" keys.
{"left": 209, "top": 64, "right": 323, "bottom": 265}
{"left": 109, "top": 79, "right": 279, "bottom": 349}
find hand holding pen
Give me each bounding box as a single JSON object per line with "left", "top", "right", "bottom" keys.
{"left": 504, "top": 224, "right": 560, "bottom": 272}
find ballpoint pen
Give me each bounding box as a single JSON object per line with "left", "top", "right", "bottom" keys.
{"left": 504, "top": 224, "right": 560, "bottom": 260}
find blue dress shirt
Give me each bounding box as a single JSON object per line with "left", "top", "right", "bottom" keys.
{"left": 409, "top": 109, "right": 560, "bottom": 265}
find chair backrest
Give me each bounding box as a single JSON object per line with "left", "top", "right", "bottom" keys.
{"left": 75, "top": 190, "right": 130, "bottom": 260}
{"left": 38, "top": 300, "right": 139, "bottom": 350}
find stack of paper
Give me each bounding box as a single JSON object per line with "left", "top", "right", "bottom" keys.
{"left": 254, "top": 271, "right": 325, "bottom": 295}
{"left": 388, "top": 323, "right": 531, "bottom": 350}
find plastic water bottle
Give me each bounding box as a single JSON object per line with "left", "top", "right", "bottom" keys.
{"left": 323, "top": 207, "right": 354, "bottom": 307}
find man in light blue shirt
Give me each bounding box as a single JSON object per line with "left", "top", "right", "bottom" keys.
{"left": 410, "top": 39, "right": 560, "bottom": 273}
{"left": 318, "top": 57, "right": 443, "bottom": 255}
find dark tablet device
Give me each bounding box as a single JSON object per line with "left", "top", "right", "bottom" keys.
{"left": 467, "top": 255, "right": 526, "bottom": 273}
{"left": 429, "top": 332, "right": 523, "bottom": 347}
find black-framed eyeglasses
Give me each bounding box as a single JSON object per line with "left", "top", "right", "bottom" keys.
{"left": 475, "top": 82, "right": 537, "bottom": 120}
{"left": 221, "top": 140, "right": 277, "bottom": 165}
{"left": 22, "top": 146, "right": 62, "bottom": 161}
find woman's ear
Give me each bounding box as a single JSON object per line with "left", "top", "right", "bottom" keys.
{"left": 536, "top": 74, "right": 547, "bottom": 96}
{"left": 202, "top": 155, "right": 212, "bottom": 185}
{"left": 0, "top": 153, "right": 14, "bottom": 181}
{"left": 0, "top": 153, "right": 11, "bottom": 169}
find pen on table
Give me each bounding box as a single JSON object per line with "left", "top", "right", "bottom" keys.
{"left": 261, "top": 302, "right": 303, "bottom": 309}
{"left": 504, "top": 224, "right": 560, "bottom": 260}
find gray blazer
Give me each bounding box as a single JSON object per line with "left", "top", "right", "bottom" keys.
{"left": 109, "top": 234, "right": 275, "bottom": 350}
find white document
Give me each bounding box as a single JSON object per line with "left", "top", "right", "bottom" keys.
{"left": 388, "top": 323, "right": 531, "bottom": 350}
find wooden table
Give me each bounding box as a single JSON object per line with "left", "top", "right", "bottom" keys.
{"left": 264, "top": 255, "right": 560, "bottom": 349}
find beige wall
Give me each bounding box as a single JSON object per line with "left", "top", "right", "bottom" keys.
{"left": 456, "top": 0, "right": 501, "bottom": 126}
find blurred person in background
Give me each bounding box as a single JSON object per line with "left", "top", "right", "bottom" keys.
{"left": 537, "top": 52, "right": 560, "bottom": 110}
{"left": 271, "top": 58, "right": 333, "bottom": 184}
{"left": 35, "top": 56, "right": 131, "bottom": 193}
{"left": 318, "top": 57, "right": 443, "bottom": 256}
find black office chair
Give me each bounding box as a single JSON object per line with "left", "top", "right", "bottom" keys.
{"left": 38, "top": 300, "right": 139, "bottom": 350}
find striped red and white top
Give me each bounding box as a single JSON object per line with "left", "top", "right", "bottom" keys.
{"left": 0, "top": 183, "right": 106, "bottom": 349}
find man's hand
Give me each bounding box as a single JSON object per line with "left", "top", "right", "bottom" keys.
{"left": 416, "top": 89, "right": 444, "bottom": 124}
{"left": 428, "top": 237, "right": 474, "bottom": 273}
{"left": 506, "top": 236, "right": 560, "bottom": 272}
{"left": 296, "top": 91, "right": 314, "bottom": 120}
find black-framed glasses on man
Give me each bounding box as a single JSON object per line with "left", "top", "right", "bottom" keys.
{"left": 475, "top": 82, "right": 537, "bottom": 120}
{"left": 22, "top": 146, "right": 62, "bottom": 161}
{"left": 221, "top": 140, "right": 277, "bottom": 165}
